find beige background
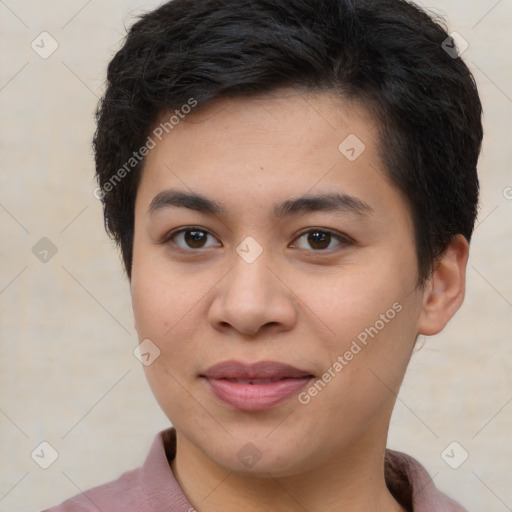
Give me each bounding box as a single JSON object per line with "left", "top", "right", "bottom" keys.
{"left": 0, "top": 1, "right": 511, "bottom": 511}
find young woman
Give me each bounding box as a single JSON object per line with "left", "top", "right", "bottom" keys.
{"left": 45, "top": 1, "right": 482, "bottom": 510}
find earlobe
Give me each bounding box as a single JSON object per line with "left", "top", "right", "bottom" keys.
{"left": 417, "top": 235, "right": 470, "bottom": 336}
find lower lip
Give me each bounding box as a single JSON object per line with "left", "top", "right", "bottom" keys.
{"left": 204, "top": 377, "right": 313, "bottom": 411}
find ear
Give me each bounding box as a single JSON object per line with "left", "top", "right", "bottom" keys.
{"left": 417, "top": 234, "right": 470, "bottom": 336}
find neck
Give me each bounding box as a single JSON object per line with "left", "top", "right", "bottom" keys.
{"left": 170, "top": 424, "right": 407, "bottom": 512}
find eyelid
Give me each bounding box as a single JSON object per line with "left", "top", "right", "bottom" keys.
{"left": 161, "top": 226, "right": 222, "bottom": 248}
{"left": 293, "top": 227, "right": 353, "bottom": 241}
{"left": 290, "top": 228, "right": 354, "bottom": 250}
{"left": 160, "top": 226, "right": 354, "bottom": 252}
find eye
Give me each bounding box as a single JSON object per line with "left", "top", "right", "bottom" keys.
{"left": 165, "top": 227, "right": 221, "bottom": 250}
{"left": 290, "top": 229, "right": 352, "bottom": 251}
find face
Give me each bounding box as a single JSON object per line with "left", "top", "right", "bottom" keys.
{"left": 130, "top": 90, "right": 427, "bottom": 477}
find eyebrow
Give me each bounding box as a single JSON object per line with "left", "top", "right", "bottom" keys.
{"left": 147, "top": 189, "right": 373, "bottom": 219}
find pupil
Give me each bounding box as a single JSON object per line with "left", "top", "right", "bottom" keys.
{"left": 309, "top": 231, "right": 329, "bottom": 250}
{"left": 185, "top": 230, "right": 206, "bottom": 248}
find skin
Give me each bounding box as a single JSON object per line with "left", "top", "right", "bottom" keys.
{"left": 130, "top": 89, "right": 469, "bottom": 512}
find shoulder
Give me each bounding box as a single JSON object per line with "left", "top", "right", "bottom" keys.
{"left": 385, "top": 449, "right": 469, "bottom": 512}
{"left": 41, "top": 466, "right": 144, "bottom": 512}
{"left": 40, "top": 428, "right": 187, "bottom": 512}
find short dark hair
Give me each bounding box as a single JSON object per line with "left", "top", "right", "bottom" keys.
{"left": 93, "top": 0, "right": 482, "bottom": 283}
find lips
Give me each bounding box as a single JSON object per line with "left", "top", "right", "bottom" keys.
{"left": 200, "top": 360, "right": 314, "bottom": 411}
{"left": 202, "top": 360, "right": 312, "bottom": 379}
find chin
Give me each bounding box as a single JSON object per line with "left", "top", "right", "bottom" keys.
{"left": 200, "top": 432, "right": 316, "bottom": 478}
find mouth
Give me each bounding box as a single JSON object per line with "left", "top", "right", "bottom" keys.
{"left": 221, "top": 377, "right": 291, "bottom": 384}
{"left": 200, "top": 360, "right": 315, "bottom": 411}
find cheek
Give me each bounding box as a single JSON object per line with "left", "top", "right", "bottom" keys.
{"left": 302, "top": 259, "right": 416, "bottom": 351}
{"left": 131, "top": 265, "right": 202, "bottom": 422}
{"left": 296, "top": 250, "right": 420, "bottom": 402}
{"left": 131, "top": 247, "right": 197, "bottom": 335}
{"left": 296, "top": 297, "right": 418, "bottom": 443}
{"left": 131, "top": 257, "right": 196, "bottom": 381}
{"left": 130, "top": 253, "right": 220, "bottom": 377}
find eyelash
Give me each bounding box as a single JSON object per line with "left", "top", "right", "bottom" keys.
{"left": 160, "top": 226, "right": 354, "bottom": 253}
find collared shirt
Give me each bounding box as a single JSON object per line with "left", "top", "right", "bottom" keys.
{"left": 43, "top": 428, "right": 469, "bottom": 512}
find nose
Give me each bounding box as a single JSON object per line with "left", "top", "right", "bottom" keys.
{"left": 207, "top": 250, "right": 298, "bottom": 338}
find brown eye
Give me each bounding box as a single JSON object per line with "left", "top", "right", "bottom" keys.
{"left": 183, "top": 230, "right": 208, "bottom": 249}
{"left": 168, "top": 228, "right": 221, "bottom": 250}
{"left": 306, "top": 231, "right": 331, "bottom": 250}
{"left": 291, "top": 229, "right": 351, "bottom": 251}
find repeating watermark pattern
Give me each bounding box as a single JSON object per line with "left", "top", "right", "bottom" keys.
{"left": 442, "top": 32, "right": 469, "bottom": 58}
{"left": 441, "top": 441, "right": 469, "bottom": 469}
{"left": 0, "top": 0, "right": 507, "bottom": 509}
{"left": 338, "top": 134, "right": 366, "bottom": 161}
{"left": 236, "top": 236, "right": 264, "bottom": 264}
{"left": 32, "top": 237, "right": 58, "bottom": 263}
{"left": 237, "top": 442, "right": 263, "bottom": 468}
{"left": 31, "top": 441, "right": 59, "bottom": 469}
{"left": 298, "top": 302, "right": 403, "bottom": 405}
{"left": 93, "top": 98, "right": 198, "bottom": 200}
{"left": 31, "top": 32, "right": 59, "bottom": 59}
{"left": 133, "top": 339, "right": 161, "bottom": 366}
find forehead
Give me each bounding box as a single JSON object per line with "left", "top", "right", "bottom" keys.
{"left": 134, "top": 90, "right": 409, "bottom": 229}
